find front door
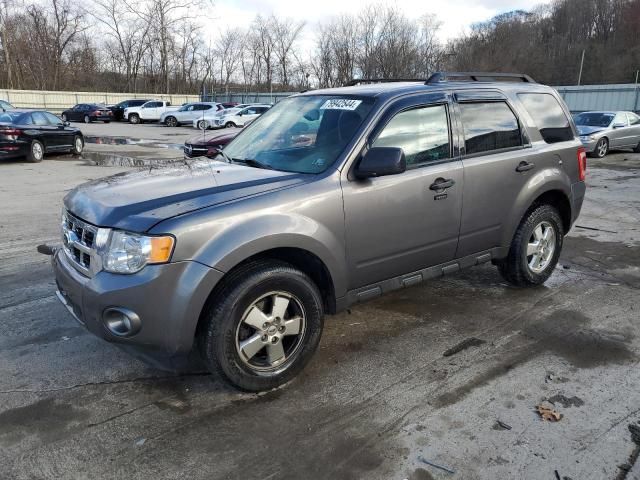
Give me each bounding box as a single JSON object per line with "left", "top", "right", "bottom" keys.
{"left": 342, "top": 94, "right": 464, "bottom": 289}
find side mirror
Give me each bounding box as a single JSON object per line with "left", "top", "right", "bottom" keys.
{"left": 612, "top": 122, "right": 626, "bottom": 129}
{"left": 63, "top": 121, "right": 70, "bottom": 127}
{"left": 238, "top": 112, "right": 243, "bottom": 116}
{"left": 355, "top": 147, "right": 406, "bottom": 179}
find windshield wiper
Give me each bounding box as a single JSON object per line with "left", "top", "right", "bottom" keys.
{"left": 214, "top": 149, "right": 233, "bottom": 163}
{"left": 234, "top": 158, "right": 274, "bottom": 170}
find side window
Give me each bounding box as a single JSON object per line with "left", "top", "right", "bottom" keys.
{"left": 199, "top": 105, "right": 211, "bottom": 111}
{"left": 43, "top": 112, "right": 62, "bottom": 124}
{"left": 628, "top": 113, "right": 640, "bottom": 125}
{"left": 373, "top": 104, "right": 451, "bottom": 166}
{"left": 22, "top": 115, "right": 34, "bottom": 125}
{"left": 613, "top": 113, "right": 628, "bottom": 127}
{"left": 518, "top": 93, "right": 573, "bottom": 143}
{"left": 459, "top": 102, "right": 521, "bottom": 155}
{"left": 31, "top": 112, "right": 49, "bottom": 126}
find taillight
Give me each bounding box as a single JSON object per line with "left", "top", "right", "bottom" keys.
{"left": 577, "top": 147, "right": 587, "bottom": 181}
{"left": 92, "top": 110, "right": 101, "bottom": 116}
{"left": 0, "top": 127, "right": 22, "bottom": 136}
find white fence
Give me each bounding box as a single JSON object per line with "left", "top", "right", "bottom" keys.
{"left": 0, "top": 89, "right": 200, "bottom": 112}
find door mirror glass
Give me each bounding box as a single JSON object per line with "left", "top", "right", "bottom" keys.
{"left": 64, "top": 121, "right": 70, "bottom": 127}
{"left": 355, "top": 147, "right": 406, "bottom": 179}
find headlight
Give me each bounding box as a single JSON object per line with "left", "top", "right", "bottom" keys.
{"left": 102, "top": 230, "right": 174, "bottom": 274}
{"left": 580, "top": 135, "right": 596, "bottom": 141}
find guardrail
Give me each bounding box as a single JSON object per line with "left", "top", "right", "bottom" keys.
{"left": 0, "top": 89, "right": 200, "bottom": 113}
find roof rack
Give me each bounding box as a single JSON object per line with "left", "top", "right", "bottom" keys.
{"left": 426, "top": 72, "right": 536, "bottom": 84}
{"left": 345, "top": 78, "right": 427, "bottom": 87}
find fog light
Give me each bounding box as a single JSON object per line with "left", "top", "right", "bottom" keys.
{"left": 103, "top": 307, "right": 141, "bottom": 337}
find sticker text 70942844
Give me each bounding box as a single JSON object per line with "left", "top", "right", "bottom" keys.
{"left": 319, "top": 99, "right": 363, "bottom": 111}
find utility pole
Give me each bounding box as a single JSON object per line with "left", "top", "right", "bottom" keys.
{"left": 577, "top": 50, "right": 585, "bottom": 86}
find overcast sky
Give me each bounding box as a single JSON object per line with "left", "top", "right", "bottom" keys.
{"left": 206, "top": 0, "right": 550, "bottom": 52}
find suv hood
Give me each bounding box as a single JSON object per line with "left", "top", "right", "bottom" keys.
{"left": 65, "top": 161, "right": 310, "bottom": 231}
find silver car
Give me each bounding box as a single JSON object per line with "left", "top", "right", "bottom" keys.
{"left": 209, "top": 104, "right": 271, "bottom": 129}
{"left": 576, "top": 111, "right": 640, "bottom": 158}
{"left": 160, "top": 102, "right": 223, "bottom": 127}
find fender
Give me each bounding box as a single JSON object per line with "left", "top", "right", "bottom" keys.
{"left": 500, "top": 166, "right": 572, "bottom": 247}
{"left": 192, "top": 213, "right": 348, "bottom": 298}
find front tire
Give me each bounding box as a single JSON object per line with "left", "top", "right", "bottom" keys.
{"left": 165, "top": 116, "right": 178, "bottom": 127}
{"left": 198, "top": 261, "right": 324, "bottom": 392}
{"left": 594, "top": 137, "right": 609, "bottom": 158}
{"left": 129, "top": 113, "right": 140, "bottom": 124}
{"left": 497, "top": 204, "right": 564, "bottom": 287}
{"left": 71, "top": 135, "right": 84, "bottom": 155}
{"left": 225, "top": 121, "right": 236, "bottom": 129}
{"left": 27, "top": 140, "right": 45, "bottom": 163}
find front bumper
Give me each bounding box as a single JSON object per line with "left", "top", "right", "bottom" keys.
{"left": 579, "top": 137, "right": 598, "bottom": 153}
{"left": 52, "top": 249, "right": 224, "bottom": 354}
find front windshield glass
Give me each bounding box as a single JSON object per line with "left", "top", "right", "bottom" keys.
{"left": 575, "top": 112, "right": 614, "bottom": 127}
{"left": 223, "top": 95, "right": 376, "bottom": 174}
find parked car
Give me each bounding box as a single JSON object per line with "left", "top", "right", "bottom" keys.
{"left": 109, "top": 99, "right": 151, "bottom": 121}
{"left": 61, "top": 104, "right": 113, "bottom": 123}
{"left": 191, "top": 104, "right": 254, "bottom": 130}
{"left": 0, "top": 99, "right": 14, "bottom": 111}
{"left": 50, "top": 72, "right": 586, "bottom": 392}
{"left": 183, "top": 130, "right": 239, "bottom": 158}
{"left": 0, "top": 110, "right": 84, "bottom": 162}
{"left": 209, "top": 104, "right": 271, "bottom": 129}
{"left": 124, "top": 100, "right": 177, "bottom": 124}
{"left": 575, "top": 111, "right": 640, "bottom": 158}
{"left": 221, "top": 102, "right": 238, "bottom": 109}
{"left": 160, "top": 102, "right": 224, "bottom": 127}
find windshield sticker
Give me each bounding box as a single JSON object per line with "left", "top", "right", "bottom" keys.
{"left": 320, "top": 99, "right": 362, "bottom": 111}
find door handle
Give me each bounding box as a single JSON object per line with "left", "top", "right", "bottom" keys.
{"left": 429, "top": 178, "right": 456, "bottom": 190}
{"left": 516, "top": 161, "right": 535, "bottom": 172}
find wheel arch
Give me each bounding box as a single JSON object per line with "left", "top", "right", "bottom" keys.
{"left": 502, "top": 180, "right": 573, "bottom": 249}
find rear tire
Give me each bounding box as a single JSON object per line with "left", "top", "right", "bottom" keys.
{"left": 497, "top": 204, "right": 564, "bottom": 287}
{"left": 197, "top": 120, "right": 208, "bottom": 130}
{"left": 225, "top": 122, "right": 236, "bottom": 128}
{"left": 197, "top": 260, "right": 324, "bottom": 392}
{"left": 27, "top": 140, "right": 44, "bottom": 163}
{"left": 61, "top": 113, "right": 67, "bottom": 122}
{"left": 83, "top": 115, "right": 91, "bottom": 124}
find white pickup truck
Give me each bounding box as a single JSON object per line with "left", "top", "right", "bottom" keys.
{"left": 124, "top": 100, "right": 179, "bottom": 124}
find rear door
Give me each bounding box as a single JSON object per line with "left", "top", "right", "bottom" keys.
{"left": 454, "top": 92, "right": 535, "bottom": 257}
{"left": 342, "top": 93, "right": 464, "bottom": 288}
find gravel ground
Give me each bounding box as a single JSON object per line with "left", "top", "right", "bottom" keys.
{"left": 0, "top": 147, "right": 639, "bottom": 480}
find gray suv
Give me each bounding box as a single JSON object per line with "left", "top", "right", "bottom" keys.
{"left": 51, "top": 72, "right": 587, "bottom": 391}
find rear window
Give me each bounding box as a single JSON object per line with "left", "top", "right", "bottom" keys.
{"left": 459, "top": 102, "right": 521, "bottom": 155}
{"left": 518, "top": 93, "right": 573, "bottom": 144}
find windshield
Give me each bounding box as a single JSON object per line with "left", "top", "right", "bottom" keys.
{"left": 223, "top": 95, "right": 376, "bottom": 174}
{"left": 575, "top": 112, "right": 614, "bottom": 127}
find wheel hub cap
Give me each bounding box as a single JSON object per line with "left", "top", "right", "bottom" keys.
{"left": 235, "top": 292, "right": 305, "bottom": 371}
{"left": 526, "top": 221, "right": 556, "bottom": 274}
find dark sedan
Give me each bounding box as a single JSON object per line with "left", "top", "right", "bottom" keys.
{"left": 0, "top": 110, "right": 84, "bottom": 163}
{"left": 183, "top": 130, "right": 238, "bottom": 158}
{"left": 109, "top": 99, "right": 151, "bottom": 121}
{"left": 61, "top": 104, "right": 113, "bottom": 123}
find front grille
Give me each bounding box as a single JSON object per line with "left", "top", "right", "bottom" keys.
{"left": 184, "top": 144, "right": 209, "bottom": 157}
{"left": 62, "top": 211, "right": 99, "bottom": 276}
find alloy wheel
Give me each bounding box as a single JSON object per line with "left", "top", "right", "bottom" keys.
{"left": 526, "top": 221, "right": 556, "bottom": 274}
{"left": 234, "top": 291, "right": 306, "bottom": 372}
{"left": 32, "top": 142, "right": 43, "bottom": 161}
{"left": 74, "top": 137, "right": 83, "bottom": 153}
{"left": 596, "top": 139, "right": 608, "bottom": 158}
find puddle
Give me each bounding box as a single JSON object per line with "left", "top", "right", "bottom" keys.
{"left": 84, "top": 135, "right": 183, "bottom": 151}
